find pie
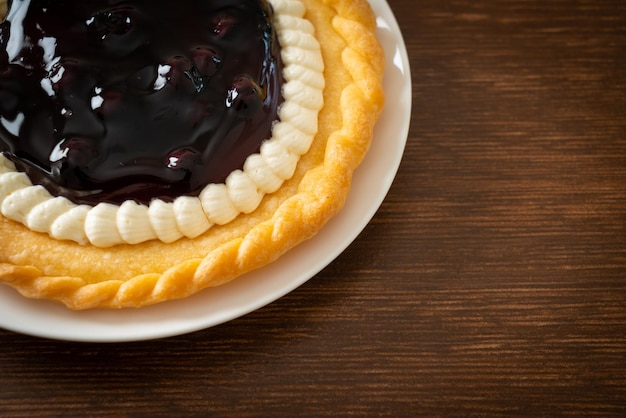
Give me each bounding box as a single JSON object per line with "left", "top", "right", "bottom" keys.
{"left": 0, "top": 0, "right": 384, "bottom": 309}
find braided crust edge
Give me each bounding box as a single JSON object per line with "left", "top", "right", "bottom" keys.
{"left": 0, "top": 0, "right": 385, "bottom": 309}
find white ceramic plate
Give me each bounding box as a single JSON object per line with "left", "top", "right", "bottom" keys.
{"left": 0, "top": 0, "right": 411, "bottom": 342}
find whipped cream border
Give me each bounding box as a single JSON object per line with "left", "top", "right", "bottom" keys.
{"left": 0, "top": 0, "right": 324, "bottom": 247}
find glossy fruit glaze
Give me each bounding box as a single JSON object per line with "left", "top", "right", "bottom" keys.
{"left": 0, "top": 0, "right": 283, "bottom": 204}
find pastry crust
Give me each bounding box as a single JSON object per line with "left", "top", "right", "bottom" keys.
{"left": 0, "top": 0, "right": 384, "bottom": 309}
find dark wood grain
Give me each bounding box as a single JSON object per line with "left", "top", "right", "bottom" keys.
{"left": 1, "top": 0, "right": 625, "bottom": 416}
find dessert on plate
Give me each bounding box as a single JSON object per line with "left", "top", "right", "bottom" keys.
{"left": 0, "top": 0, "right": 384, "bottom": 309}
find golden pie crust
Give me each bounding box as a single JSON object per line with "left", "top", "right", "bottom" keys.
{"left": 0, "top": 0, "right": 385, "bottom": 309}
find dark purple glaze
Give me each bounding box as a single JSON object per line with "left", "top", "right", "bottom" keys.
{"left": 0, "top": 0, "right": 283, "bottom": 205}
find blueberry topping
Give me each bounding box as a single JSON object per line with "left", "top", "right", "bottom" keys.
{"left": 0, "top": 0, "right": 283, "bottom": 205}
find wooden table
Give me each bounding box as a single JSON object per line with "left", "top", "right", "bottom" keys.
{"left": 1, "top": 0, "right": 625, "bottom": 416}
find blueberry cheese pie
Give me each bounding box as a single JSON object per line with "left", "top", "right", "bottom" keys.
{"left": 0, "top": 0, "right": 384, "bottom": 309}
